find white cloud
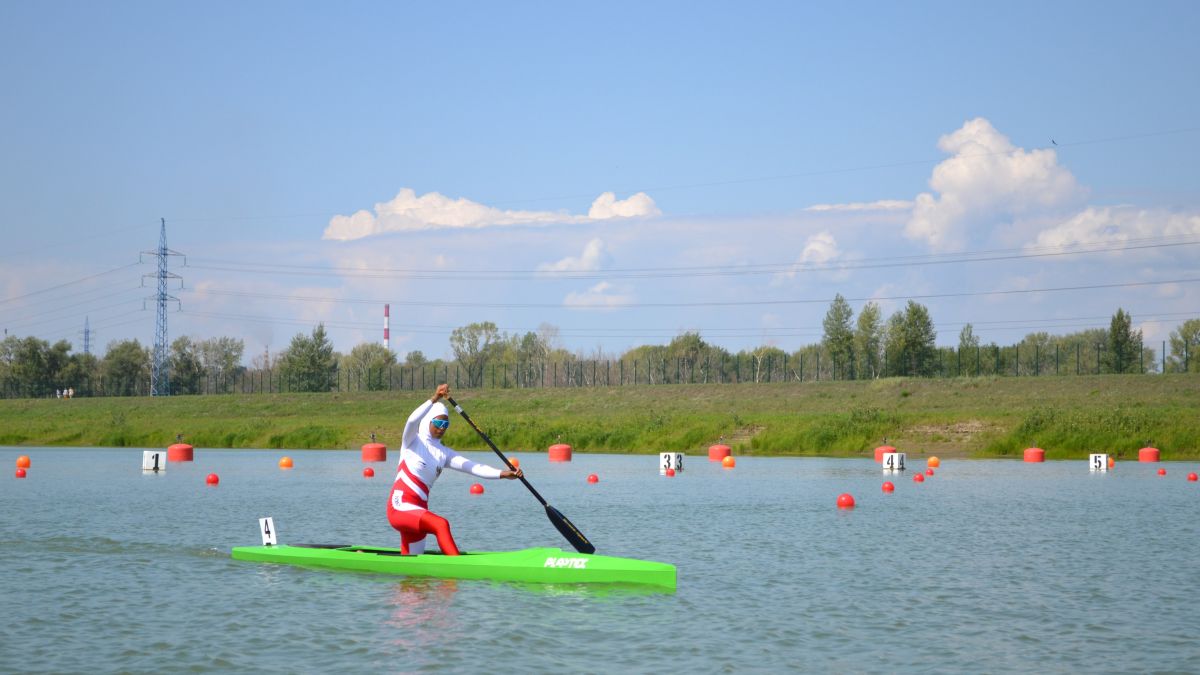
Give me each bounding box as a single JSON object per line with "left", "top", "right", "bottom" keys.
{"left": 538, "top": 238, "right": 608, "bottom": 272}
{"left": 563, "top": 281, "right": 634, "bottom": 309}
{"left": 323, "top": 188, "right": 659, "bottom": 240}
{"left": 905, "top": 117, "right": 1085, "bottom": 251}
{"left": 799, "top": 231, "right": 840, "bottom": 264}
{"left": 587, "top": 191, "right": 661, "bottom": 219}
{"left": 805, "top": 200, "right": 913, "bottom": 212}
{"left": 1028, "top": 206, "right": 1200, "bottom": 249}
{"left": 774, "top": 231, "right": 842, "bottom": 283}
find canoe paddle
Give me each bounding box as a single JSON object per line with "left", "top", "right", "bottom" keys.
{"left": 447, "top": 396, "right": 596, "bottom": 555}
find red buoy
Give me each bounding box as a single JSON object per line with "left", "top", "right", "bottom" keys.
{"left": 1188, "top": 473, "right": 1198, "bottom": 482}
{"left": 1139, "top": 447, "right": 1160, "bottom": 463}
{"left": 587, "top": 473, "right": 599, "bottom": 483}
{"left": 708, "top": 444, "right": 732, "bottom": 462}
{"left": 1157, "top": 468, "right": 1167, "bottom": 476}
{"left": 15, "top": 468, "right": 26, "bottom": 478}
{"left": 1023, "top": 447, "right": 1045, "bottom": 463}
{"left": 836, "top": 493, "right": 856, "bottom": 509}
{"left": 361, "top": 443, "right": 387, "bottom": 462}
{"left": 205, "top": 473, "right": 219, "bottom": 485}
{"left": 363, "top": 467, "right": 375, "bottom": 478}
{"left": 925, "top": 468, "right": 935, "bottom": 476}
{"left": 913, "top": 473, "right": 925, "bottom": 483}
{"left": 469, "top": 483, "right": 484, "bottom": 494}
{"left": 168, "top": 443, "right": 194, "bottom": 462}
{"left": 882, "top": 481, "right": 895, "bottom": 493}
{"left": 16, "top": 455, "right": 31, "bottom": 469}
{"left": 548, "top": 443, "right": 572, "bottom": 462}
{"left": 664, "top": 468, "right": 675, "bottom": 477}
{"left": 874, "top": 445, "right": 897, "bottom": 463}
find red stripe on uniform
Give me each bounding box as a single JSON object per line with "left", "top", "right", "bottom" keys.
{"left": 399, "top": 460, "right": 430, "bottom": 495}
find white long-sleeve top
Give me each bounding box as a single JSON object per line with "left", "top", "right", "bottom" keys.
{"left": 390, "top": 399, "right": 502, "bottom": 512}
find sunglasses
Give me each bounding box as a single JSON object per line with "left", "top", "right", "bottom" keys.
{"left": 430, "top": 418, "right": 450, "bottom": 430}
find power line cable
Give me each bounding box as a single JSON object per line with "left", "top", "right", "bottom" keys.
{"left": 182, "top": 234, "right": 1200, "bottom": 282}
{"left": 156, "top": 125, "right": 1200, "bottom": 220}
{"left": 0, "top": 262, "right": 140, "bottom": 306}
{"left": 188, "top": 276, "right": 1200, "bottom": 310}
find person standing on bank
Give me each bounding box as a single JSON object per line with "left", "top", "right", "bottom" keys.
{"left": 387, "top": 383, "right": 522, "bottom": 555}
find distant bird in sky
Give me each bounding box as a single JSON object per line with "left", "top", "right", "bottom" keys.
{"left": 1051, "top": 139, "right": 1058, "bottom": 145}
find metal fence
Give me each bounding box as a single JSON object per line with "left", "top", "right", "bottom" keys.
{"left": 1, "top": 340, "right": 1191, "bottom": 399}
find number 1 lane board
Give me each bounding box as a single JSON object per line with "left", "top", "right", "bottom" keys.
{"left": 230, "top": 545, "right": 677, "bottom": 590}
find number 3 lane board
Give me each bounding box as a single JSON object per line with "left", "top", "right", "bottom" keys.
{"left": 230, "top": 545, "right": 677, "bottom": 590}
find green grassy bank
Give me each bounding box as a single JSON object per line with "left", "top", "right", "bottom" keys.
{"left": 1, "top": 375, "right": 1197, "bottom": 459}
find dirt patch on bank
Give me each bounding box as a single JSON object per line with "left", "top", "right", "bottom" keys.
{"left": 898, "top": 420, "right": 993, "bottom": 457}
{"left": 727, "top": 425, "right": 765, "bottom": 446}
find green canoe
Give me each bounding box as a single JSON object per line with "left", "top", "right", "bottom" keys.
{"left": 231, "top": 544, "right": 676, "bottom": 590}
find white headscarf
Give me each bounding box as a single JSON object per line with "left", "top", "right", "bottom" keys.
{"left": 418, "top": 401, "right": 451, "bottom": 441}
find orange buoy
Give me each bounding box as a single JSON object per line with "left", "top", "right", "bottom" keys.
{"left": 587, "top": 473, "right": 599, "bottom": 483}
{"left": 16, "top": 455, "right": 31, "bottom": 469}
{"left": 167, "top": 443, "right": 194, "bottom": 462}
{"left": 1108, "top": 456, "right": 1115, "bottom": 469}
{"left": 361, "top": 442, "right": 387, "bottom": 462}
{"left": 469, "top": 483, "right": 484, "bottom": 495}
{"left": 1023, "top": 447, "right": 1045, "bottom": 463}
{"left": 721, "top": 455, "right": 736, "bottom": 469}
{"left": 882, "top": 481, "right": 895, "bottom": 493}
{"left": 1188, "top": 473, "right": 1198, "bottom": 482}
{"left": 1139, "top": 447, "right": 1160, "bottom": 462}
{"left": 363, "top": 467, "right": 375, "bottom": 478}
{"left": 205, "top": 473, "right": 219, "bottom": 485}
{"left": 874, "top": 445, "right": 897, "bottom": 463}
{"left": 708, "top": 444, "right": 732, "bottom": 462}
{"left": 928, "top": 456, "right": 940, "bottom": 468}
{"left": 15, "top": 468, "right": 27, "bottom": 478}
{"left": 509, "top": 457, "right": 521, "bottom": 469}
{"left": 279, "top": 456, "right": 293, "bottom": 469}
{"left": 836, "top": 493, "right": 856, "bottom": 509}
{"left": 665, "top": 468, "right": 675, "bottom": 477}
{"left": 913, "top": 473, "right": 925, "bottom": 483}
{"left": 548, "top": 443, "right": 572, "bottom": 462}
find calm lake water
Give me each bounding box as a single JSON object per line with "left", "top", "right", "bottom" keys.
{"left": 3, "top": 447, "right": 1199, "bottom": 673}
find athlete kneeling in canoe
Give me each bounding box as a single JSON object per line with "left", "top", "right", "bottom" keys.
{"left": 387, "top": 383, "right": 522, "bottom": 555}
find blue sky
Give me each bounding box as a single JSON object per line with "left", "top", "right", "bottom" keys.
{"left": 2, "top": 1, "right": 1198, "bottom": 361}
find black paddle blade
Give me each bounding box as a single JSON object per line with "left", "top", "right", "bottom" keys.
{"left": 545, "top": 504, "right": 595, "bottom": 554}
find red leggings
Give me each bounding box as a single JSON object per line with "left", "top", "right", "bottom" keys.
{"left": 387, "top": 508, "right": 460, "bottom": 556}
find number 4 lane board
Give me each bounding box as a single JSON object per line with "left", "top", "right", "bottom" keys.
{"left": 230, "top": 545, "right": 677, "bottom": 590}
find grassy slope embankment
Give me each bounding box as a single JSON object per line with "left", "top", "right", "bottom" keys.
{"left": 0, "top": 375, "right": 1197, "bottom": 459}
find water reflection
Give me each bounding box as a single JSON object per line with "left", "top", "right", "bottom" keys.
{"left": 384, "top": 577, "right": 460, "bottom": 651}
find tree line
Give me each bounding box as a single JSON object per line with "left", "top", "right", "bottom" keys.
{"left": 1, "top": 304, "right": 1197, "bottom": 398}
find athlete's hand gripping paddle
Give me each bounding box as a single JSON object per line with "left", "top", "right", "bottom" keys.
{"left": 447, "top": 396, "right": 596, "bottom": 555}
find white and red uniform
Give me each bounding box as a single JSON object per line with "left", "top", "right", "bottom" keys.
{"left": 386, "top": 399, "right": 502, "bottom": 555}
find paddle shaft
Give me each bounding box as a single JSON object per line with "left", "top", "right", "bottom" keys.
{"left": 446, "top": 398, "right": 547, "bottom": 503}
{"left": 446, "top": 397, "right": 595, "bottom": 554}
